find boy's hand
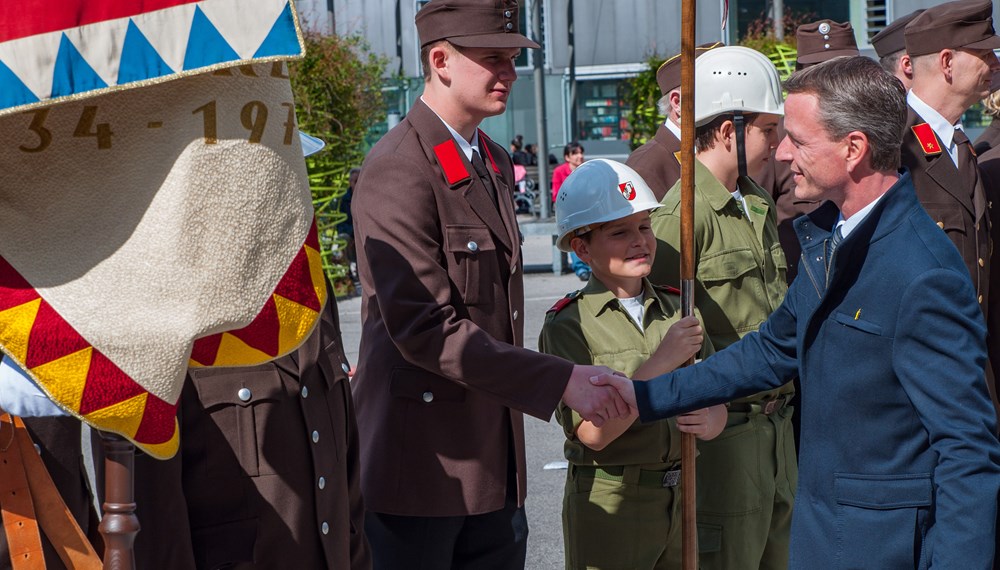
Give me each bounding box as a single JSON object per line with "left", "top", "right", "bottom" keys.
{"left": 676, "top": 404, "right": 727, "bottom": 440}
{"left": 655, "top": 315, "right": 703, "bottom": 371}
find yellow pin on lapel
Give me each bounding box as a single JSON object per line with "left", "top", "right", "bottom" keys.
{"left": 854, "top": 309, "right": 862, "bottom": 320}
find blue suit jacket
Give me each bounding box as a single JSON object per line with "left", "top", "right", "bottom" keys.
{"left": 637, "top": 171, "right": 1000, "bottom": 568}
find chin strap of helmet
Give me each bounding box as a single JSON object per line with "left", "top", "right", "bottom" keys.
{"left": 734, "top": 111, "right": 748, "bottom": 179}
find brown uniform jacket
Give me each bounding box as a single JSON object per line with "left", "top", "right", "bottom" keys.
{"left": 626, "top": 124, "right": 681, "bottom": 201}
{"left": 902, "top": 106, "right": 991, "bottom": 309}
{"left": 975, "top": 120, "right": 1000, "bottom": 156}
{"left": 902, "top": 106, "right": 999, "bottom": 418}
{"left": 128, "top": 298, "right": 371, "bottom": 570}
{"left": 351, "top": 99, "right": 572, "bottom": 517}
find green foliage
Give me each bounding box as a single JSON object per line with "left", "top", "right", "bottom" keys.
{"left": 624, "top": 54, "right": 666, "bottom": 151}
{"left": 289, "top": 33, "right": 388, "bottom": 297}
{"left": 740, "top": 12, "right": 814, "bottom": 82}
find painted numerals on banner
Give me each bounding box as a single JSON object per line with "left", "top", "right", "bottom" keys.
{"left": 15, "top": 63, "right": 295, "bottom": 152}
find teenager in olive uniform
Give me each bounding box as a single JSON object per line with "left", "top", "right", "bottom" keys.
{"left": 626, "top": 42, "right": 722, "bottom": 201}
{"left": 870, "top": 9, "right": 924, "bottom": 91}
{"left": 901, "top": 0, "right": 1000, "bottom": 417}
{"left": 647, "top": 46, "right": 793, "bottom": 569}
{"left": 351, "top": 1, "right": 628, "bottom": 568}
{"left": 540, "top": 159, "right": 726, "bottom": 569}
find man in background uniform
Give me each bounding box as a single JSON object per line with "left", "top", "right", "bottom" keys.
{"left": 350, "top": 1, "right": 628, "bottom": 567}
{"left": 626, "top": 42, "right": 722, "bottom": 201}
{"left": 870, "top": 9, "right": 924, "bottom": 90}
{"left": 901, "top": 0, "right": 1000, "bottom": 416}
{"left": 127, "top": 285, "right": 372, "bottom": 570}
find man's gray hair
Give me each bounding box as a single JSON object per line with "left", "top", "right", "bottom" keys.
{"left": 784, "top": 56, "right": 906, "bottom": 171}
{"left": 656, "top": 94, "right": 670, "bottom": 118}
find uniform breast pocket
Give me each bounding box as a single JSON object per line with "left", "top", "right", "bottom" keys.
{"left": 834, "top": 473, "right": 932, "bottom": 569}
{"left": 445, "top": 224, "right": 497, "bottom": 305}
{"left": 190, "top": 367, "right": 287, "bottom": 478}
{"left": 923, "top": 203, "right": 967, "bottom": 236}
{"left": 769, "top": 242, "right": 788, "bottom": 272}
{"left": 697, "top": 247, "right": 758, "bottom": 284}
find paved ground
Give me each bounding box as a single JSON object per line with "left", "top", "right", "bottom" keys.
{"left": 336, "top": 232, "right": 584, "bottom": 569}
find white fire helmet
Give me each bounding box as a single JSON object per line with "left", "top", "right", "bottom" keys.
{"left": 694, "top": 45, "right": 784, "bottom": 127}
{"left": 555, "top": 159, "right": 660, "bottom": 252}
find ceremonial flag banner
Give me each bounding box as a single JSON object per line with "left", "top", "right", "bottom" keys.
{"left": 0, "top": 1, "right": 324, "bottom": 459}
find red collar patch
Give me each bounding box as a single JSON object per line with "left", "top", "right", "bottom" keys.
{"left": 911, "top": 123, "right": 943, "bottom": 156}
{"left": 478, "top": 130, "right": 501, "bottom": 173}
{"left": 433, "top": 140, "right": 471, "bottom": 185}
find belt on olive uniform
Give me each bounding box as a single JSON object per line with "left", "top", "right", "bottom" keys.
{"left": 573, "top": 464, "right": 681, "bottom": 488}
{"left": 727, "top": 395, "right": 792, "bottom": 416}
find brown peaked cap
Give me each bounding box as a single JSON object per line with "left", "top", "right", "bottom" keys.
{"left": 870, "top": 9, "right": 925, "bottom": 57}
{"left": 416, "top": 0, "right": 539, "bottom": 49}
{"left": 655, "top": 41, "right": 725, "bottom": 96}
{"left": 796, "top": 20, "right": 860, "bottom": 65}
{"left": 904, "top": 0, "right": 1000, "bottom": 56}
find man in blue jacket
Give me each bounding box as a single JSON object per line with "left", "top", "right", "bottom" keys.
{"left": 599, "top": 55, "right": 1000, "bottom": 568}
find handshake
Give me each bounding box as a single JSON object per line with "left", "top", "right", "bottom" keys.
{"left": 561, "top": 365, "right": 638, "bottom": 426}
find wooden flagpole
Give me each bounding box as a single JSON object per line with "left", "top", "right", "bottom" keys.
{"left": 98, "top": 432, "right": 138, "bottom": 570}
{"left": 679, "top": 0, "right": 698, "bottom": 567}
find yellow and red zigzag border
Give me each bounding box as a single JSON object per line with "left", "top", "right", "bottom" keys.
{"left": 0, "top": 222, "right": 326, "bottom": 459}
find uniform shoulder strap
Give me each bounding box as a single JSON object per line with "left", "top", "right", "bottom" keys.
{"left": 547, "top": 290, "right": 582, "bottom": 314}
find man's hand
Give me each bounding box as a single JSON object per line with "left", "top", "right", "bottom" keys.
{"left": 562, "top": 365, "right": 631, "bottom": 427}
{"left": 587, "top": 371, "right": 637, "bottom": 414}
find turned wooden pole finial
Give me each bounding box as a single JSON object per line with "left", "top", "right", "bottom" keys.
{"left": 98, "top": 432, "right": 138, "bottom": 570}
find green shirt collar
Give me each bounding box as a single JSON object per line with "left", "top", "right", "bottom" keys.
{"left": 578, "top": 277, "right": 669, "bottom": 321}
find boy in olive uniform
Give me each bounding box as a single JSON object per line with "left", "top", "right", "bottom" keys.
{"left": 647, "top": 46, "right": 793, "bottom": 568}
{"left": 539, "top": 159, "right": 727, "bottom": 569}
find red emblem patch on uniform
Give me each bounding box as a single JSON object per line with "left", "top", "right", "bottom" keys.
{"left": 434, "top": 140, "right": 471, "bottom": 186}
{"left": 911, "top": 123, "right": 942, "bottom": 156}
{"left": 619, "top": 181, "right": 637, "bottom": 200}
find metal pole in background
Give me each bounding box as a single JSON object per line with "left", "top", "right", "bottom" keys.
{"left": 567, "top": 0, "right": 577, "bottom": 141}
{"left": 773, "top": 0, "right": 785, "bottom": 42}
{"left": 679, "top": 0, "right": 698, "bottom": 566}
{"left": 532, "top": 0, "right": 550, "bottom": 220}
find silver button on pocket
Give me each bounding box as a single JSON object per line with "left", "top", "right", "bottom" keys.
{"left": 237, "top": 388, "right": 251, "bottom": 402}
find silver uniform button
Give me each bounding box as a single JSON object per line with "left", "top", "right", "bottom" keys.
{"left": 237, "top": 388, "right": 252, "bottom": 402}
{"left": 504, "top": 10, "right": 511, "bottom": 17}
{"left": 505, "top": 22, "right": 513, "bottom": 30}
{"left": 422, "top": 391, "right": 434, "bottom": 403}
{"left": 318, "top": 476, "right": 326, "bottom": 490}
{"left": 312, "top": 430, "right": 320, "bottom": 443}
{"left": 301, "top": 386, "right": 309, "bottom": 398}
{"left": 321, "top": 522, "right": 329, "bottom": 535}
{"left": 467, "top": 241, "right": 479, "bottom": 252}
{"left": 341, "top": 362, "right": 350, "bottom": 374}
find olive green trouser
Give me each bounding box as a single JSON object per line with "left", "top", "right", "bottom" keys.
{"left": 696, "top": 406, "right": 797, "bottom": 570}
{"left": 563, "top": 464, "right": 682, "bottom": 570}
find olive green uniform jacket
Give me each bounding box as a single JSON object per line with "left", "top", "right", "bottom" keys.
{"left": 649, "top": 159, "right": 792, "bottom": 403}
{"left": 539, "top": 277, "right": 713, "bottom": 569}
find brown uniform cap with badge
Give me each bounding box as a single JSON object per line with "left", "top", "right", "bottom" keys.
{"left": 870, "top": 9, "right": 925, "bottom": 58}
{"left": 904, "top": 0, "right": 1000, "bottom": 56}
{"left": 655, "top": 41, "right": 724, "bottom": 96}
{"left": 416, "top": 0, "right": 539, "bottom": 49}
{"left": 796, "top": 20, "right": 859, "bottom": 67}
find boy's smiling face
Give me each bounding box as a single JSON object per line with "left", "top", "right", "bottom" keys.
{"left": 572, "top": 211, "right": 656, "bottom": 297}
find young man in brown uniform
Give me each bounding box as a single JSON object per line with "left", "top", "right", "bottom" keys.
{"left": 350, "top": 1, "right": 628, "bottom": 568}
{"left": 900, "top": 0, "right": 1000, "bottom": 415}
